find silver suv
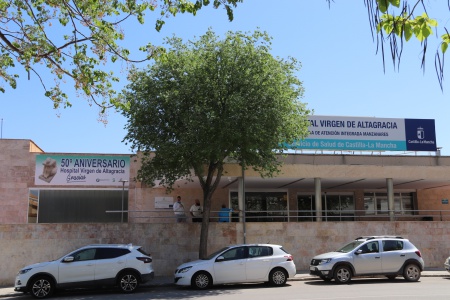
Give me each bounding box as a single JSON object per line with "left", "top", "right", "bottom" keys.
{"left": 14, "top": 244, "right": 154, "bottom": 299}
{"left": 309, "top": 236, "right": 424, "bottom": 284}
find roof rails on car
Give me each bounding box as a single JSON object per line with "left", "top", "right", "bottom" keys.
{"left": 84, "top": 244, "right": 133, "bottom": 247}
{"left": 355, "top": 236, "right": 404, "bottom": 240}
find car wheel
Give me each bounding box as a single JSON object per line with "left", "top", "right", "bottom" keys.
{"left": 191, "top": 271, "right": 212, "bottom": 289}
{"left": 269, "top": 268, "right": 287, "bottom": 286}
{"left": 320, "top": 276, "right": 332, "bottom": 282}
{"left": 333, "top": 265, "right": 352, "bottom": 284}
{"left": 386, "top": 275, "right": 397, "bottom": 280}
{"left": 29, "top": 276, "right": 54, "bottom": 299}
{"left": 403, "top": 264, "right": 421, "bottom": 282}
{"left": 118, "top": 271, "right": 140, "bottom": 293}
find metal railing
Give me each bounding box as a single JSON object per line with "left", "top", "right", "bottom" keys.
{"left": 106, "top": 209, "right": 450, "bottom": 222}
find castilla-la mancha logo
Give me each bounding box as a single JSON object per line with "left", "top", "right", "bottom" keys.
{"left": 417, "top": 127, "right": 425, "bottom": 140}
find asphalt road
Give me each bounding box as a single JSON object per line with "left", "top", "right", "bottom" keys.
{"left": 3, "top": 277, "right": 450, "bottom": 300}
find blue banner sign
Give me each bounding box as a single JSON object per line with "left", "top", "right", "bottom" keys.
{"left": 289, "top": 116, "right": 437, "bottom": 152}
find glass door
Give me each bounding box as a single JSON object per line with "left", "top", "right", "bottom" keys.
{"left": 297, "top": 193, "right": 354, "bottom": 222}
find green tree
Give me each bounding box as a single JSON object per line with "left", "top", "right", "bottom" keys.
{"left": 121, "top": 29, "right": 310, "bottom": 258}
{"left": 0, "top": 0, "right": 242, "bottom": 121}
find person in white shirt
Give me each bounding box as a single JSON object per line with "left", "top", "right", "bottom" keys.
{"left": 173, "top": 196, "right": 186, "bottom": 223}
{"left": 190, "top": 199, "right": 203, "bottom": 222}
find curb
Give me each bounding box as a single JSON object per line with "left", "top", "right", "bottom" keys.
{"left": 1, "top": 273, "right": 448, "bottom": 298}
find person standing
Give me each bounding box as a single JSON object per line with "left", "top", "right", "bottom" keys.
{"left": 190, "top": 199, "right": 203, "bottom": 222}
{"left": 173, "top": 196, "right": 186, "bottom": 223}
{"left": 218, "top": 204, "right": 234, "bottom": 222}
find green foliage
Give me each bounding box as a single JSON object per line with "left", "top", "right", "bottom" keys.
{"left": 362, "top": 0, "right": 449, "bottom": 89}
{"left": 376, "top": 0, "right": 400, "bottom": 13}
{"left": 121, "top": 29, "right": 310, "bottom": 257}
{"left": 0, "top": 0, "right": 242, "bottom": 121}
{"left": 442, "top": 32, "right": 450, "bottom": 54}
{"left": 377, "top": 12, "right": 436, "bottom": 42}
{"left": 121, "top": 29, "right": 310, "bottom": 191}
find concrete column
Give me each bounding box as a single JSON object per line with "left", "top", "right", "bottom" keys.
{"left": 387, "top": 178, "right": 394, "bottom": 221}
{"left": 314, "top": 178, "right": 322, "bottom": 222}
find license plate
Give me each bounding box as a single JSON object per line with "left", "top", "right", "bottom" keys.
{"left": 310, "top": 266, "right": 315, "bottom": 271}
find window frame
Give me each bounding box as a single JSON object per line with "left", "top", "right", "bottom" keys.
{"left": 364, "top": 192, "right": 414, "bottom": 216}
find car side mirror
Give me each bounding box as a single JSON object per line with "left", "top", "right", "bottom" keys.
{"left": 216, "top": 256, "right": 225, "bottom": 262}
{"left": 355, "top": 250, "right": 362, "bottom": 255}
{"left": 63, "top": 256, "right": 74, "bottom": 262}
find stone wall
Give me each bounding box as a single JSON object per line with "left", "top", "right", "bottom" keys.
{"left": 0, "top": 139, "right": 40, "bottom": 224}
{"left": 417, "top": 188, "right": 450, "bottom": 220}
{"left": 1, "top": 221, "right": 448, "bottom": 286}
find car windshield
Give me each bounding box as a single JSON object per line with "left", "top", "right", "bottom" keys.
{"left": 203, "top": 247, "right": 231, "bottom": 260}
{"left": 336, "top": 241, "right": 364, "bottom": 253}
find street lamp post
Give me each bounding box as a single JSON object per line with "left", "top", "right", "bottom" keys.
{"left": 119, "top": 179, "right": 128, "bottom": 223}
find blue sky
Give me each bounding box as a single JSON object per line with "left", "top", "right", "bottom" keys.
{"left": 1, "top": 1, "right": 449, "bottom": 155}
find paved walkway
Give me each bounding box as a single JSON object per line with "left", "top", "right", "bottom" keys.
{"left": 1, "top": 269, "right": 448, "bottom": 298}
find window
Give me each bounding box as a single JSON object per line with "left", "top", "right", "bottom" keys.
{"left": 383, "top": 240, "right": 404, "bottom": 252}
{"left": 359, "top": 242, "right": 379, "bottom": 254}
{"left": 323, "top": 194, "right": 355, "bottom": 221}
{"left": 73, "top": 249, "right": 96, "bottom": 261}
{"left": 220, "top": 247, "right": 246, "bottom": 261}
{"left": 248, "top": 246, "right": 273, "bottom": 258}
{"left": 28, "top": 190, "right": 39, "bottom": 223}
{"left": 96, "top": 248, "right": 130, "bottom": 259}
{"left": 297, "top": 195, "right": 314, "bottom": 222}
{"left": 297, "top": 193, "right": 355, "bottom": 222}
{"left": 230, "top": 192, "right": 288, "bottom": 222}
{"left": 29, "top": 189, "right": 128, "bottom": 223}
{"left": 364, "top": 192, "right": 414, "bottom": 215}
{"left": 137, "top": 247, "right": 151, "bottom": 256}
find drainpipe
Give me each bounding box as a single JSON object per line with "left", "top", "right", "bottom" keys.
{"left": 387, "top": 178, "right": 394, "bottom": 221}
{"left": 238, "top": 166, "right": 246, "bottom": 243}
{"left": 315, "top": 178, "right": 322, "bottom": 222}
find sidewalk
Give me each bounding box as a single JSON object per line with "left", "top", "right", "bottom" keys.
{"left": 1, "top": 269, "right": 448, "bottom": 298}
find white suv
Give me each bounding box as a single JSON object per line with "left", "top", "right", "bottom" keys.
{"left": 309, "top": 236, "right": 424, "bottom": 284}
{"left": 14, "top": 244, "right": 154, "bottom": 299}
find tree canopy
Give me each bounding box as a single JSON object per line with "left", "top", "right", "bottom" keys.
{"left": 3, "top": 0, "right": 449, "bottom": 121}
{"left": 0, "top": 0, "right": 242, "bottom": 121}
{"left": 121, "top": 29, "right": 310, "bottom": 257}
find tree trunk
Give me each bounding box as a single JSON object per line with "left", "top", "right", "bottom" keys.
{"left": 199, "top": 189, "right": 213, "bottom": 259}
{"left": 198, "top": 164, "right": 224, "bottom": 259}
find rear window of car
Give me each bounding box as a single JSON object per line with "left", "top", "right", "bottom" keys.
{"left": 383, "top": 240, "right": 404, "bottom": 252}
{"left": 96, "top": 248, "right": 130, "bottom": 259}
{"left": 279, "top": 247, "right": 290, "bottom": 254}
{"left": 137, "top": 247, "right": 151, "bottom": 256}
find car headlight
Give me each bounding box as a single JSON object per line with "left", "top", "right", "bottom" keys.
{"left": 178, "top": 266, "right": 192, "bottom": 274}
{"left": 318, "top": 259, "right": 332, "bottom": 265}
{"left": 18, "top": 268, "right": 32, "bottom": 275}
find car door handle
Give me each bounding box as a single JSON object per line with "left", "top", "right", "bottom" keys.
{"left": 400, "top": 254, "right": 406, "bottom": 257}
{"left": 375, "top": 257, "right": 381, "bottom": 259}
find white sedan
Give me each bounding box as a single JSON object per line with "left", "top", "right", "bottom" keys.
{"left": 174, "top": 244, "right": 296, "bottom": 289}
